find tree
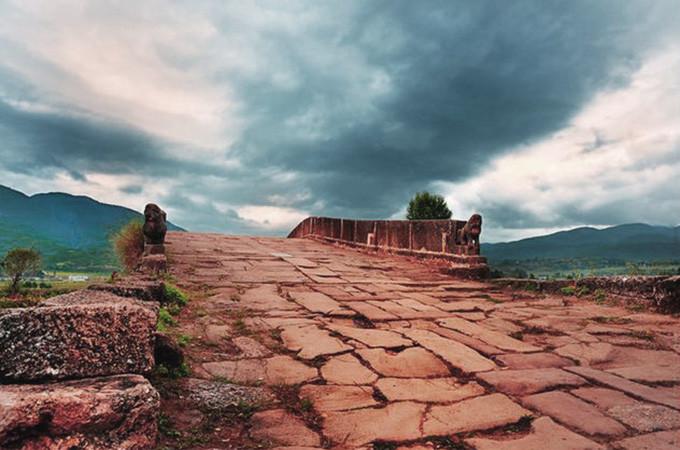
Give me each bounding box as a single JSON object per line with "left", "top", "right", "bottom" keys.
{"left": 1, "top": 248, "right": 42, "bottom": 295}
{"left": 406, "top": 192, "right": 452, "bottom": 220}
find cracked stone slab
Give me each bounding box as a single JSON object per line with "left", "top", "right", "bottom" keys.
{"left": 495, "top": 352, "right": 573, "bottom": 369}
{"left": 320, "top": 353, "right": 378, "bottom": 385}
{"left": 375, "top": 378, "right": 485, "bottom": 403}
{"left": 466, "top": 417, "right": 604, "bottom": 450}
{"left": 522, "top": 391, "right": 627, "bottom": 436}
{"left": 250, "top": 409, "right": 320, "bottom": 447}
{"left": 326, "top": 324, "right": 412, "bottom": 348}
{"left": 299, "top": 385, "right": 377, "bottom": 412}
{"left": 613, "top": 430, "right": 680, "bottom": 450}
{"left": 422, "top": 393, "right": 531, "bottom": 436}
{"left": 437, "top": 317, "right": 541, "bottom": 353}
{"left": 288, "top": 291, "right": 345, "bottom": 315}
{"left": 202, "top": 355, "right": 318, "bottom": 384}
{"left": 565, "top": 366, "right": 680, "bottom": 410}
{"left": 322, "top": 402, "right": 426, "bottom": 446}
{"left": 280, "top": 325, "right": 353, "bottom": 359}
{"left": 478, "top": 368, "right": 587, "bottom": 396}
{"left": 401, "top": 328, "right": 496, "bottom": 373}
{"left": 356, "top": 347, "right": 451, "bottom": 378}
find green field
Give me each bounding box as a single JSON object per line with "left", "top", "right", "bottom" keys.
{"left": 489, "top": 258, "right": 680, "bottom": 279}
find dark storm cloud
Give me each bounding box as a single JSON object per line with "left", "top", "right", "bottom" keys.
{"left": 0, "top": 99, "right": 226, "bottom": 179}
{"left": 226, "top": 0, "right": 656, "bottom": 218}
{"left": 0, "top": 0, "right": 677, "bottom": 234}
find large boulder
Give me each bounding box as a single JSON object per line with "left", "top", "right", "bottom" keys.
{"left": 0, "top": 291, "right": 158, "bottom": 381}
{"left": 0, "top": 374, "right": 159, "bottom": 449}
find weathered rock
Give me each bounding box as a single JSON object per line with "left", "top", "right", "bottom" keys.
{"left": 322, "top": 402, "right": 426, "bottom": 446}
{"left": 522, "top": 391, "right": 626, "bottom": 436}
{"left": 0, "top": 374, "right": 159, "bottom": 449}
{"left": 180, "top": 378, "right": 274, "bottom": 412}
{"left": 401, "top": 328, "right": 496, "bottom": 373}
{"left": 375, "top": 378, "right": 484, "bottom": 403}
{"left": 326, "top": 324, "right": 412, "bottom": 348}
{"left": 299, "top": 385, "right": 377, "bottom": 412}
{"left": 88, "top": 280, "right": 165, "bottom": 302}
{"left": 356, "top": 347, "right": 451, "bottom": 378}
{"left": 614, "top": 430, "right": 680, "bottom": 450}
{"left": 280, "top": 325, "right": 352, "bottom": 359}
{"left": 140, "top": 254, "right": 167, "bottom": 274}
{"left": 466, "top": 417, "right": 604, "bottom": 450}
{"left": 423, "top": 393, "right": 531, "bottom": 435}
{"left": 320, "top": 353, "right": 378, "bottom": 384}
{"left": 477, "top": 368, "right": 587, "bottom": 396}
{"left": 0, "top": 292, "right": 157, "bottom": 381}
{"left": 495, "top": 352, "right": 573, "bottom": 369}
{"left": 250, "top": 409, "right": 320, "bottom": 447}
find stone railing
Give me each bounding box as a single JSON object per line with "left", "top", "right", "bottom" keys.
{"left": 288, "top": 216, "right": 486, "bottom": 264}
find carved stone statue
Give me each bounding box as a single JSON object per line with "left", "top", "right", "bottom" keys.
{"left": 142, "top": 203, "right": 167, "bottom": 245}
{"left": 458, "top": 214, "right": 482, "bottom": 254}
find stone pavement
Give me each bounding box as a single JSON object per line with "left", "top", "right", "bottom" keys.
{"left": 165, "top": 232, "right": 680, "bottom": 449}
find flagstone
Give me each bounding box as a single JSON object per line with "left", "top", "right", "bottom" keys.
{"left": 477, "top": 368, "right": 587, "bottom": 396}
{"left": 466, "top": 417, "right": 604, "bottom": 450}
{"left": 437, "top": 317, "right": 541, "bottom": 353}
{"left": 614, "top": 430, "right": 680, "bottom": 450}
{"left": 289, "top": 291, "right": 344, "bottom": 315}
{"left": 322, "top": 402, "right": 426, "bottom": 446}
{"left": 320, "top": 353, "right": 378, "bottom": 385}
{"left": 375, "top": 378, "right": 485, "bottom": 402}
{"left": 326, "top": 324, "right": 412, "bottom": 348}
{"left": 495, "top": 352, "right": 573, "bottom": 369}
{"left": 356, "top": 347, "right": 451, "bottom": 378}
{"left": 522, "top": 391, "right": 627, "bottom": 436}
{"left": 402, "top": 329, "right": 496, "bottom": 373}
{"left": 299, "top": 385, "right": 377, "bottom": 412}
{"left": 422, "top": 394, "right": 530, "bottom": 435}
{"left": 280, "top": 325, "right": 353, "bottom": 359}
{"left": 250, "top": 409, "right": 320, "bottom": 447}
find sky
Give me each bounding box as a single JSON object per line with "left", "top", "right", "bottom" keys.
{"left": 0, "top": 0, "right": 679, "bottom": 242}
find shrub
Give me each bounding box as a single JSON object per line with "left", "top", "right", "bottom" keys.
{"left": 406, "top": 192, "right": 452, "bottom": 220}
{"left": 560, "top": 286, "right": 576, "bottom": 296}
{"left": 112, "top": 220, "right": 144, "bottom": 272}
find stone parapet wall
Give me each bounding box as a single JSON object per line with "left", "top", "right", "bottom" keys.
{"left": 492, "top": 275, "right": 680, "bottom": 313}
{"left": 288, "top": 216, "right": 485, "bottom": 263}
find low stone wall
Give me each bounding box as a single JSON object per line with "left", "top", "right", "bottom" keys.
{"left": 492, "top": 275, "right": 680, "bottom": 313}
{"left": 0, "top": 202, "right": 175, "bottom": 448}
{"left": 288, "top": 216, "right": 486, "bottom": 265}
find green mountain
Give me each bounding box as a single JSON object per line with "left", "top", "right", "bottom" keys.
{"left": 0, "top": 185, "right": 183, "bottom": 272}
{"left": 482, "top": 224, "right": 680, "bottom": 277}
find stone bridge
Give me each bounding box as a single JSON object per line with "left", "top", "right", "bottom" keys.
{"left": 160, "top": 231, "right": 680, "bottom": 449}
{"left": 1, "top": 228, "right": 679, "bottom": 449}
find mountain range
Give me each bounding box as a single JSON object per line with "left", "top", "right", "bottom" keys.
{"left": 0, "top": 185, "right": 183, "bottom": 272}
{"left": 482, "top": 223, "right": 680, "bottom": 262}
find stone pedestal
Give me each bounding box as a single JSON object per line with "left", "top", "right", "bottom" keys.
{"left": 143, "top": 243, "right": 165, "bottom": 256}
{"left": 0, "top": 291, "right": 157, "bottom": 381}
{"left": 141, "top": 254, "right": 168, "bottom": 274}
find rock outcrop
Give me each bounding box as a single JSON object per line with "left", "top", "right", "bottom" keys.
{"left": 0, "top": 374, "right": 159, "bottom": 450}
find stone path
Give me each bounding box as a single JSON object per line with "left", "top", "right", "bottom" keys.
{"left": 164, "top": 232, "right": 680, "bottom": 449}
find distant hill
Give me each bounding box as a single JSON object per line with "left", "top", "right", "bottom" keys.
{"left": 0, "top": 185, "right": 183, "bottom": 272}
{"left": 482, "top": 223, "right": 680, "bottom": 262}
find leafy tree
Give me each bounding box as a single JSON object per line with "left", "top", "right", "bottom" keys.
{"left": 1, "top": 248, "right": 42, "bottom": 295}
{"left": 406, "top": 192, "right": 452, "bottom": 220}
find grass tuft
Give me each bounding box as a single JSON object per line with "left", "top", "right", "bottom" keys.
{"left": 112, "top": 220, "right": 144, "bottom": 272}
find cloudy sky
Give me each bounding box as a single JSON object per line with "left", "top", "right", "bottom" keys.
{"left": 1, "top": 0, "right": 678, "bottom": 242}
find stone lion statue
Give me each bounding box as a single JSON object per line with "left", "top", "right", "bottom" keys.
{"left": 458, "top": 214, "right": 482, "bottom": 253}
{"left": 142, "top": 203, "right": 167, "bottom": 245}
